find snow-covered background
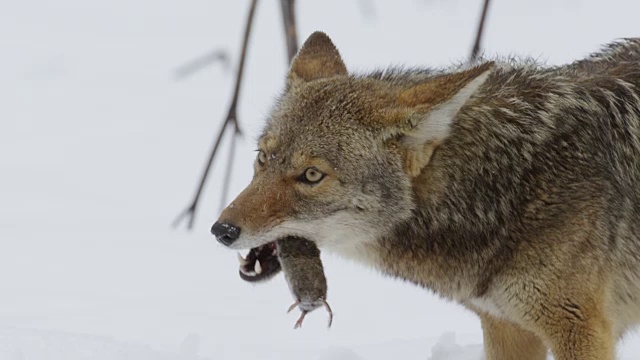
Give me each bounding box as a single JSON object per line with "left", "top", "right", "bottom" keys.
{"left": 3, "top": 0, "right": 640, "bottom": 359}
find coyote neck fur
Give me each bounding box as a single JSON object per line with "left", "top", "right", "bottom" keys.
{"left": 370, "top": 61, "right": 640, "bottom": 302}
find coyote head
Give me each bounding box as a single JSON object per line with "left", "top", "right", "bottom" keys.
{"left": 211, "top": 32, "right": 493, "bottom": 280}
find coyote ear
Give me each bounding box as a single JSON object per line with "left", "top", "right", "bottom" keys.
{"left": 288, "top": 31, "right": 348, "bottom": 83}
{"left": 387, "top": 62, "right": 494, "bottom": 177}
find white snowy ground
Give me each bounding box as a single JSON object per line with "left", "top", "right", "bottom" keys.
{"left": 3, "top": 0, "right": 640, "bottom": 359}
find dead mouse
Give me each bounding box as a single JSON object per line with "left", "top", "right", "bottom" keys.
{"left": 276, "top": 236, "right": 333, "bottom": 329}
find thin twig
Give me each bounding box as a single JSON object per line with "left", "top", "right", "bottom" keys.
{"left": 172, "top": 119, "right": 228, "bottom": 229}
{"left": 220, "top": 125, "right": 238, "bottom": 210}
{"left": 470, "top": 0, "right": 491, "bottom": 61}
{"left": 173, "top": 0, "right": 259, "bottom": 230}
{"left": 174, "top": 50, "right": 230, "bottom": 80}
{"left": 280, "top": 0, "right": 298, "bottom": 63}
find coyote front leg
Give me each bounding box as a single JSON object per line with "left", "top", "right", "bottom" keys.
{"left": 480, "top": 314, "right": 547, "bottom": 360}
{"left": 542, "top": 314, "right": 614, "bottom": 360}
{"left": 501, "top": 275, "right": 615, "bottom": 360}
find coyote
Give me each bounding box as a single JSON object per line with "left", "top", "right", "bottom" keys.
{"left": 211, "top": 32, "right": 640, "bottom": 359}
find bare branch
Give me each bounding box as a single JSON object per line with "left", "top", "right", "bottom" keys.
{"left": 173, "top": 0, "right": 259, "bottom": 230}
{"left": 470, "top": 0, "right": 492, "bottom": 61}
{"left": 174, "top": 50, "right": 230, "bottom": 80}
{"left": 172, "top": 117, "right": 230, "bottom": 229}
{"left": 280, "top": 0, "right": 298, "bottom": 63}
{"left": 220, "top": 125, "right": 239, "bottom": 210}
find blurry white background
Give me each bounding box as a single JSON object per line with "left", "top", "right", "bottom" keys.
{"left": 2, "top": 1, "right": 640, "bottom": 359}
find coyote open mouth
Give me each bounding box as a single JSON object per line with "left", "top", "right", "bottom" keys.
{"left": 237, "top": 241, "right": 282, "bottom": 282}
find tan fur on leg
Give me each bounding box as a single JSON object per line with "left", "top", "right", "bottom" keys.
{"left": 543, "top": 314, "right": 614, "bottom": 360}
{"left": 480, "top": 314, "right": 547, "bottom": 360}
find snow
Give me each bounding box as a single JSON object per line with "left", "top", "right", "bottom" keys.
{"left": 0, "top": 325, "right": 209, "bottom": 360}
{"left": 2, "top": 0, "right": 640, "bottom": 359}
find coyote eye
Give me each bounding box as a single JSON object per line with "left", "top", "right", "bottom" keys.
{"left": 257, "top": 151, "right": 267, "bottom": 166}
{"left": 299, "top": 167, "right": 325, "bottom": 184}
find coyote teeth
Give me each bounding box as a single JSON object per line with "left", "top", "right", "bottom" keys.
{"left": 255, "top": 260, "right": 263, "bottom": 274}
{"left": 237, "top": 252, "right": 249, "bottom": 266}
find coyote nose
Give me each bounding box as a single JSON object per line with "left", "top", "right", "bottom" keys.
{"left": 211, "top": 222, "right": 241, "bottom": 246}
